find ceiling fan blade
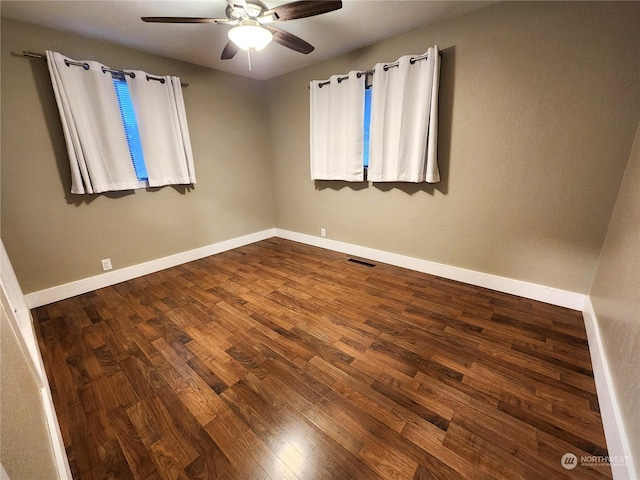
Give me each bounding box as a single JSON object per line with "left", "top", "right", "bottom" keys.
{"left": 263, "top": 0, "right": 342, "bottom": 22}
{"left": 221, "top": 41, "right": 240, "bottom": 60}
{"left": 265, "top": 26, "right": 314, "bottom": 54}
{"left": 141, "top": 16, "right": 228, "bottom": 24}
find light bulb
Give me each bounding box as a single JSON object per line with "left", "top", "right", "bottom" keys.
{"left": 228, "top": 21, "right": 273, "bottom": 51}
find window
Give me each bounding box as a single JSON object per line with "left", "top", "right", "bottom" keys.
{"left": 363, "top": 85, "right": 372, "bottom": 168}
{"left": 46, "top": 50, "right": 196, "bottom": 194}
{"left": 111, "top": 74, "right": 148, "bottom": 181}
{"left": 310, "top": 47, "right": 440, "bottom": 183}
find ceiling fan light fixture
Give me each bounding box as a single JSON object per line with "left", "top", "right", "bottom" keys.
{"left": 228, "top": 21, "right": 273, "bottom": 51}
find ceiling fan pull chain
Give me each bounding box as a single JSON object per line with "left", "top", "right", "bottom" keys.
{"left": 248, "top": 49, "right": 253, "bottom": 71}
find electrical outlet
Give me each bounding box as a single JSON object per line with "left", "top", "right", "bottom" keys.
{"left": 101, "top": 258, "right": 112, "bottom": 271}
{"left": 320, "top": 228, "right": 326, "bottom": 237}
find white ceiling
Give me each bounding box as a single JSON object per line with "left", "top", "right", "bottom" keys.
{"left": 1, "top": 1, "right": 493, "bottom": 80}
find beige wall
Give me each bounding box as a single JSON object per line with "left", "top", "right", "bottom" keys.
{"left": 1, "top": 18, "right": 274, "bottom": 294}
{"left": 1, "top": 4, "right": 639, "bottom": 473}
{"left": 590, "top": 122, "right": 640, "bottom": 474}
{"left": 0, "top": 290, "right": 59, "bottom": 479}
{"left": 2, "top": 4, "right": 639, "bottom": 297}
{"left": 266, "top": 1, "right": 640, "bottom": 293}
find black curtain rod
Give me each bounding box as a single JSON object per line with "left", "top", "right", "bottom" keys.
{"left": 316, "top": 51, "right": 440, "bottom": 88}
{"left": 22, "top": 51, "right": 189, "bottom": 88}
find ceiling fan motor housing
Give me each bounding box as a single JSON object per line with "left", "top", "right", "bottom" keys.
{"left": 226, "top": 1, "right": 269, "bottom": 21}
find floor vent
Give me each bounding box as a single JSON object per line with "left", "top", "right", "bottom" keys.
{"left": 348, "top": 258, "right": 376, "bottom": 268}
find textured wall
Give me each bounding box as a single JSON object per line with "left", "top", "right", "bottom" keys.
{"left": 265, "top": 2, "right": 640, "bottom": 293}
{"left": 1, "top": 18, "right": 275, "bottom": 293}
{"left": 0, "top": 291, "right": 59, "bottom": 479}
{"left": 590, "top": 122, "right": 640, "bottom": 475}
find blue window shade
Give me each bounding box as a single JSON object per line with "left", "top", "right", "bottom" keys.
{"left": 112, "top": 77, "right": 148, "bottom": 181}
{"left": 363, "top": 86, "right": 372, "bottom": 168}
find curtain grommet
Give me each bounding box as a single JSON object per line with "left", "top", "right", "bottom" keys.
{"left": 64, "top": 59, "right": 90, "bottom": 70}
{"left": 146, "top": 75, "right": 166, "bottom": 84}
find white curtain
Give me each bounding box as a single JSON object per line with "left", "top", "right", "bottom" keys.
{"left": 126, "top": 72, "right": 196, "bottom": 186}
{"left": 368, "top": 46, "right": 441, "bottom": 183}
{"left": 46, "top": 51, "right": 139, "bottom": 194}
{"left": 310, "top": 71, "right": 365, "bottom": 181}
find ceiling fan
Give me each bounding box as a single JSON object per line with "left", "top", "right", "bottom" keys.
{"left": 142, "top": 0, "right": 342, "bottom": 60}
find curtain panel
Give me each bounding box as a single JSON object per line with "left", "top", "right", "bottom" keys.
{"left": 126, "top": 73, "right": 196, "bottom": 186}
{"left": 310, "top": 71, "right": 365, "bottom": 181}
{"left": 46, "top": 51, "right": 195, "bottom": 194}
{"left": 368, "top": 46, "right": 441, "bottom": 183}
{"left": 46, "top": 51, "right": 139, "bottom": 194}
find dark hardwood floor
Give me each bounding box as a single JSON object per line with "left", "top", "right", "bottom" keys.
{"left": 33, "top": 238, "right": 612, "bottom": 479}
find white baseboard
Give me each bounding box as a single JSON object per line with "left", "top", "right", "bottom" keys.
{"left": 582, "top": 298, "right": 637, "bottom": 480}
{"left": 275, "top": 229, "right": 586, "bottom": 310}
{"left": 19, "top": 228, "right": 632, "bottom": 477}
{"left": 26, "top": 227, "right": 585, "bottom": 311}
{"left": 19, "top": 227, "right": 635, "bottom": 475}
{"left": 277, "top": 230, "right": 634, "bottom": 476}
{"left": 2, "top": 241, "right": 72, "bottom": 479}
{"left": 25, "top": 229, "right": 276, "bottom": 309}
{"left": 40, "top": 385, "right": 72, "bottom": 479}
